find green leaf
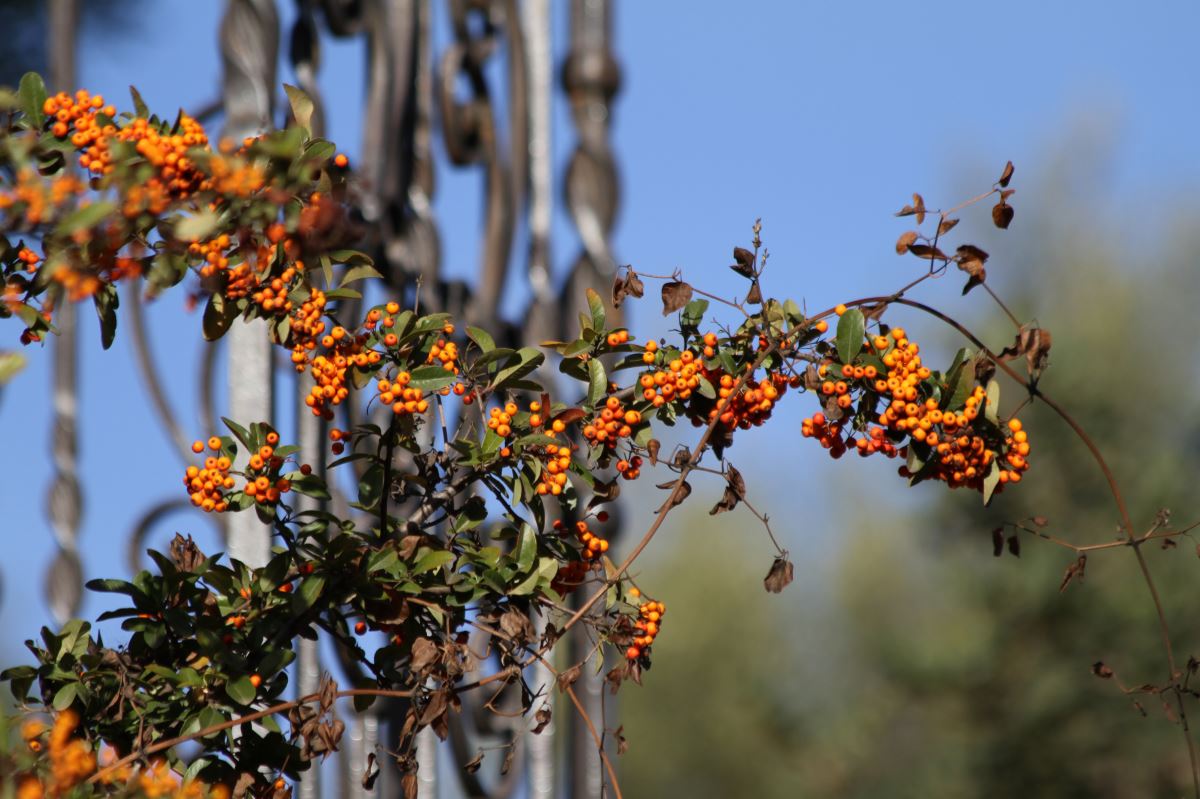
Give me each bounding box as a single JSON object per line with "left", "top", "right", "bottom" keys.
{"left": 338, "top": 264, "right": 384, "bottom": 287}
{"left": 509, "top": 570, "right": 540, "bottom": 596}
{"left": 586, "top": 358, "right": 607, "bottom": 407}
{"left": 586, "top": 288, "right": 606, "bottom": 331}
{"left": 982, "top": 462, "right": 1001, "bottom": 506}
{"left": 226, "top": 675, "right": 256, "bottom": 706}
{"left": 0, "top": 351, "right": 26, "bottom": 386}
{"left": 129, "top": 85, "right": 149, "bottom": 118}
{"left": 942, "top": 348, "right": 976, "bottom": 410}
{"left": 407, "top": 365, "right": 456, "bottom": 391}
{"left": 18, "top": 72, "right": 47, "bottom": 127}
{"left": 515, "top": 524, "right": 537, "bottom": 574}
{"left": 93, "top": 283, "right": 119, "bottom": 350}
{"left": 293, "top": 575, "right": 326, "bottom": 612}
{"left": 466, "top": 325, "right": 495, "bottom": 353}
{"left": 835, "top": 308, "right": 865, "bottom": 364}
{"left": 412, "top": 550, "right": 455, "bottom": 575}
{"left": 681, "top": 299, "right": 709, "bottom": 329}
{"left": 288, "top": 473, "right": 330, "bottom": 500}
{"left": 984, "top": 378, "right": 1000, "bottom": 424}
{"left": 202, "top": 293, "right": 236, "bottom": 341}
{"left": 283, "top": 84, "right": 314, "bottom": 131}
{"left": 51, "top": 682, "right": 78, "bottom": 710}
{"left": 492, "top": 347, "right": 544, "bottom": 390}
{"left": 57, "top": 202, "right": 116, "bottom": 236}
{"left": 561, "top": 338, "right": 591, "bottom": 358}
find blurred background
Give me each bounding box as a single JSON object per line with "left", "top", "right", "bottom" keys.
{"left": 4, "top": 1, "right": 1200, "bottom": 796}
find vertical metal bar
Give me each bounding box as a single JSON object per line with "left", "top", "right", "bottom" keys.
{"left": 524, "top": 0, "right": 553, "bottom": 304}
{"left": 44, "top": 0, "right": 82, "bottom": 627}
{"left": 562, "top": 1, "right": 620, "bottom": 796}
{"left": 295, "top": 404, "right": 324, "bottom": 799}
{"left": 220, "top": 0, "right": 279, "bottom": 568}
{"left": 415, "top": 726, "right": 438, "bottom": 798}
{"left": 523, "top": 2, "right": 557, "bottom": 796}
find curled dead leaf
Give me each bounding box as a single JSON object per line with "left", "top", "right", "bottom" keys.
{"left": 992, "top": 200, "right": 1014, "bottom": 229}
{"left": 1059, "top": 555, "right": 1087, "bottom": 593}
{"left": 998, "top": 160, "right": 1015, "bottom": 188}
{"left": 908, "top": 244, "right": 948, "bottom": 261}
{"left": 745, "top": 281, "right": 763, "bottom": 305}
{"left": 611, "top": 268, "right": 644, "bottom": 309}
{"left": 763, "top": 555, "right": 794, "bottom": 593}
{"left": 895, "top": 230, "right": 918, "bottom": 255}
{"left": 661, "top": 281, "right": 694, "bottom": 316}
{"left": 730, "top": 246, "right": 756, "bottom": 278}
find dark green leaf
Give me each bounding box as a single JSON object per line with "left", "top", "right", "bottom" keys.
{"left": 19, "top": 72, "right": 47, "bottom": 127}
{"left": 226, "top": 675, "right": 256, "bottom": 706}
{"left": 835, "top": 308, "right": 865, "bottom": 364}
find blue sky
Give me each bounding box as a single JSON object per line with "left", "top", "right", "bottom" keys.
{"left": 4, "top": 0, "right": 1200, "bottom": 654}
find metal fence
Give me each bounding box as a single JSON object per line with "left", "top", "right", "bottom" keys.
{"left": 38, "top": 0, "right": 622, "bottom": 795}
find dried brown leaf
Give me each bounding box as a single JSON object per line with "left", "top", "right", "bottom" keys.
{"left": 410, "top": 637, "right": 439, "bottom": 675}
{"left": 992, "top": 200, "right": 1014, "bottom": 229}
{"left": 956, "top": 244, "right": 989, "bottom": 295}
{"left": 763, "top": 555, "right": 794, "bottom": 593}
{"left": 556, "top": 663, "right": 582, "bottom": 693}
{"left": 532, "top": 706, "right": 552, "bottom": 734}
{"left": 500, "top": 746, "right": 516, "bottom": 775}
{"left": 611, "top": 268, "right": 644, "bottom": 309}
{"left": 908, "top": 244, "right": 948, "bottom": 261}
{"left": 1092, "top": 661, "right": 1114, "bottom": 679}
{"left": 463, "top": 751, "right": 484, "bottom": 774}
{"left": 615, "top": 725, "right": 629, "bottom": 756}
{"left": 745, "top": 281, "right": 763, "bottom": 305}
{"left": 992, "top": 527, "right": 1004, "bottom": 557}
{"left": 998, "top": 326, "right": 1052, "bottom": 380}
{"left": 998, "top": 160, "right": 1015, "bottom": 188}
{"left": 1007, "top": 534, "right": 1020, "bottom": 558}
{"left": 1059, "top": 555, "right": 1087, "bottom": 593}
{"left": 654, "top": 480, "right": 692, "bottom": 513}
{"left": 661, "top": 281, "right": 694, "bottom": 316}
{"left": 646, "top": 438, "right": 661, "bottom": 466}
{"left": 709, "top": 465, "right": 746, "bottom": 515}
{"left": 938, "top": 217, "right": 960, "bottom": 236}
{"left": 730, "top": 246, "right": 756, "bottom": 278}
{"left": 500, "top": 608, "right": 535, "bottom": 644}
{"left": 912, "top": 193, "right": 926, "bottom": 225}
{"left": 895, "top": 230, "right": 919, "bottom": 255}
{"left": 169, "top": 533, "right": 205, "bottom": 572}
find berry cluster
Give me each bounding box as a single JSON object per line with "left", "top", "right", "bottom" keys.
{"left": 703, "top": 370, "right": 790, "bottom": 431}
{"left": 801, "top": 321, "right": 1031, "bottom": 494}
{"left": 186, "top": 437, "right": 235, "bottom": 513}
{"left": 583, "top": 396, "right": 642, "bottom": 449}
{"left": 625, "top": 588, "right": 665, "bottom": 662}
{"left": 427, "top": 326, "right": 460, "bottom": 374}
{"left": 378, "top": 371, "right": 429, "bottom": 417}
{"left": 242, "top": 432, "right": 293, "bottom": 506}
{"left": 535, "top": 440, "right": 574, "bottom": 496}
{"left": 638, "top": 341, "right": 701, "bottom": 406}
